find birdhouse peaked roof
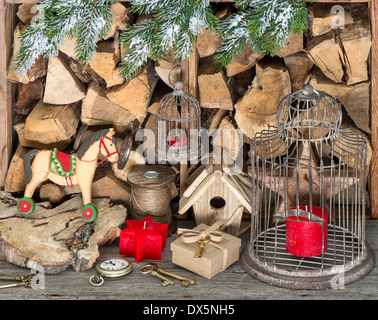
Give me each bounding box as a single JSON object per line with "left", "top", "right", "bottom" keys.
{"left": 178, "top": 165, "right": 252, "bottom": 214}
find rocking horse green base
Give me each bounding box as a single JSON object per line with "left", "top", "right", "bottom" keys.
{"left": 17, "top": 197, "right": 36, "bottom": 215}
{"left": 17, "top": 197, "right": 99, "bottom": 223}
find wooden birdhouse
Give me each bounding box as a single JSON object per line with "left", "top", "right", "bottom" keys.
{"left": 178, "top": 165, "right": 252, "bottom": 236}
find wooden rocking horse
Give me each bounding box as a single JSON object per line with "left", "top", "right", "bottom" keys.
{"left": 17, "top": 128, "right": 120, "bottom": 222}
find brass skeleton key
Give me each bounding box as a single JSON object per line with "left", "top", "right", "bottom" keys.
{"left": 147, "top": 263, "right": 196, "bottom": 287}
{"left": 140, "top": 264, "right": 174, "bottom": 287}
{"left": 150, "top": 270, "right": 174, "bottom": 287}
{"left": 194, "top": 236, "right": 211, "bottom": 258}
{"left": 0, "top": 274, "right": 39, "bottom": 289}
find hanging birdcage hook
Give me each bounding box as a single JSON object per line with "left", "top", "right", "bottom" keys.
{"left": 168, "top": 65, "right": 188, "bottom": 96}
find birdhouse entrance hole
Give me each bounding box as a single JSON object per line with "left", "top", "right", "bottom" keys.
{"left": 210, "top": 197, "right": 226, "bottom": 210}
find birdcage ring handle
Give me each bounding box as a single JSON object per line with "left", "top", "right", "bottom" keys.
{"left": 168, "top": 65, "right": 188, "bottom": 87}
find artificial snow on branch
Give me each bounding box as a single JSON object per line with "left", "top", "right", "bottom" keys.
{"left": 11, "top": 0, "right": 117, "bottom": 75}
{"left": 118, "top": 0, "right": 219, "bottom": 82}
{"left": 11, "top": 0, "right": 308, "bottom": 82}
{"left": 214, "top": 0, "right": 309, "bottom": 67}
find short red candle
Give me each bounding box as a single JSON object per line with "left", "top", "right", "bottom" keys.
{"left": 168, "top": 136, "right": 188, "bottom": 147}
{"left": 286, "top": 206, "right": 328, "bottom": 257}
{"left": 119, "top": 216, "right": 168, "bottom": 263}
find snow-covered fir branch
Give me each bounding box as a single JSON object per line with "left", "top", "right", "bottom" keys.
{"left": 118, "top": 0, "right": 219, "bottom": 81}
{"left": 11, "top": 0, "right": 117, "bottom": 74}
{"left": 12, "top": 0, "right": 308, "bottom": 82}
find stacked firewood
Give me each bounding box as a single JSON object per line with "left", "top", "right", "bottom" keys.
{"left": 5, "top": 2, "right": 372, "bottom": 207}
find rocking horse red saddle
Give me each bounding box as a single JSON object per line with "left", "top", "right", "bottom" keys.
{"left": 50, "top": 148, "right": 77, "bottom": 178}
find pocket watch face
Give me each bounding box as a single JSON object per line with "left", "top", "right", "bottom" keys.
{"left": 90, "top": 257, "right": 132, "bottom": 285}
{"left": 96, "top": 257, "right": 133, "bottom": 279}
{"left": 100, "top": 258, "right": 130, "bottom": 271}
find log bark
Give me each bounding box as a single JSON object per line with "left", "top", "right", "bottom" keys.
{"left": 277, "top": 33, "right": 303, "bottom": 58}
{"left": 339, "top": 24, "right": 371, "bottom": 85}
{"left": 196, "top": 28, "right": 223, "bottom": 58}
{"left": 234, "top": 58, "right": 291, "bottom": 139}
{"left": 309, "top": 68, "right": 370, "bottom": 133}
{"left": 306, "top": 7, "right": 371, "bottom": 86}
{"left": 13, "top": 121, "right": 72, "bottom": 150}
{"left": 89, "top": 39, "right": 124, "bottom": 88}
{"left": 0, "top": 192, "right": 127, "bottom": 273}
{"left": 81, "top": 81, "right": 136, "bottom": 127}
{"left": 306, "top": 31, "right": 344, "bottom": 83}
{"left": 7, "top": 23, "right": 47, "bottom": 84}
{"left": 226, "top": 46, "right": 264, "bottom": 77}
{"left": 23, "top": 99, "right": 80, "bottom": 144}
{"left": 39, "top": 183, "right": 67, "bottom": 204}
{"left": 106, "top": 63, "right": 159, "bottom": 123}
{"left": 104, "top": 3, "right": 133, "bottom": 40}
{"left": 16, "top": 3, "right": 37, "bottom": 25}
{"left": 13, "top": 77, "right": 44, "bottom": 115}
{"left": 64, "top": 164, "right": 131, "bottom": 207}
{"left": 198, "top": 57, "right": 233, "bottom": 110}
{"left": 308, "top": 3, "right": 354, "bottom": 37}
{"left": 4, "top": 144, "right": 29, "bottom": 193}
{"left": 308, "top": 3, "right": 368, "bottom": 37}
{"left": 43, "top": 52, "right": 86, "bottom": 105}
{"left": 154, "top": 49, "right": 182, "bottom": 89}
{"left": 284, "top": 52, "right": 314, "bottom": 92}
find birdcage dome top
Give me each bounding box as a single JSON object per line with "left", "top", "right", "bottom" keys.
{"left": 157, "top": 66, "right": 201, "bottom": 122}
{"left": 276, "top": 84, "right": 343, "bottom": 142}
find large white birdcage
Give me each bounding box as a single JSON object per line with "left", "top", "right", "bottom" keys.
{"left": 240, "top": 84, "right": 375, "bottom": 289}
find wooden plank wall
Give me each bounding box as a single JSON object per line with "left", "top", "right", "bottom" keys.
{"left": 1, "top": 0, "right": 377, "bottom": 219}
{"left": 370, "top": 0, "right": 378, "bottom": 217}
{"left": 0, "top": 2, "right": 17, "bottom": 191}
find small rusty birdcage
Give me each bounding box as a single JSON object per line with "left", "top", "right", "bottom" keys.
{"left": 241, "top": 84, "right": 375, "bottom": 289}
{"left": 157, "top": 66, "right": 201, "bottom": 163}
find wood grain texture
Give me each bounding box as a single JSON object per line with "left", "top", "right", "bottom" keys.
{"left": 0, "top": 2, "right": 16, "bottom": 190}
{"left": 370, "top": 0, "right": 378, "bottom": 218}
{"left": 0, "top": 219, "right": 376, "bottom": 300}
{"left": 0, "top": 192, "right": 127, "bottom": 274}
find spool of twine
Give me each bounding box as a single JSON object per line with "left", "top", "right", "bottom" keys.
{"left": 127, "top": 165, "right": 176, "bottom": 227}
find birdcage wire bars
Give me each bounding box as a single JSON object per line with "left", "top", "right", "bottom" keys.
{"left": 240, "top": 85, "right": 375, "bottom": 289}
{"left": 157, "top": 66, "right": 201, "bottom": 163}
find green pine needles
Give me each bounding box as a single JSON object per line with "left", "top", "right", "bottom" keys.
{"left": 118, "top": 0, "right": 220, "bottom": 81}
{"left": 11, "top": 0, "right": 118, "bottom": 75}
{"left": 214, "top": 0, "right": 309, "bottom": 67}
{"left": 11, "top": 0, "right": 309, "bottom": 82}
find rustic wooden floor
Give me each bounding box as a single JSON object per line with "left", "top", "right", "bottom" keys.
{"left": 0, "top": 218, "right": 376, "bottom": 303}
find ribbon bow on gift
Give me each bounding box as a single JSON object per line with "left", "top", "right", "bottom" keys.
{"left": 177, "top": 206, "right": 244, "bottom": 270}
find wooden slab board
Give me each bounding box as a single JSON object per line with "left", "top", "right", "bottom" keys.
{"left": 0, "top": 192, "right": 127, "bottom": 273}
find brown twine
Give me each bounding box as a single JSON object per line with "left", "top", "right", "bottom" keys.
{"left": 131, "top": 185, "right": 172, "bottom": 225}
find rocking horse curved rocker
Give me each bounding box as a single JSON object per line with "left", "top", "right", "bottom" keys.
{"left": 17, "top": 128, "right": 120, "bottom": 223}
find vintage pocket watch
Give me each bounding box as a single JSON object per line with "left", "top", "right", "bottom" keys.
{"left": 89, "top": 257, "right": 133, "bottom": 286}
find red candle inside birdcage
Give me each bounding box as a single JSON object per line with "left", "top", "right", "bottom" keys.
{"left": 168, "top": 135, "right": 188, "bottom": 147}
{"left": 286, "top": 206, "right": 328, "bottom": 257}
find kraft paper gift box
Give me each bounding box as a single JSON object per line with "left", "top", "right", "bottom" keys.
{"left": 170, "top": 223, "right": 242, "bottom": 279}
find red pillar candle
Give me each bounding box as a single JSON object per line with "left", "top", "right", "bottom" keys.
{"left": 286, "top": 206, "right": 328, "bottom": 257}
{"left": 119, "top": 216, "right": 168, "bottom": 263}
